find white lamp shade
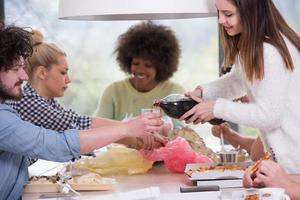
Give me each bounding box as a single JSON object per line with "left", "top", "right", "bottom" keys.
{"left": 58, "top": 0, "right": 217, "bottom": 21}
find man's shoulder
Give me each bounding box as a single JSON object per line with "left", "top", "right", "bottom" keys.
{"left": 0, "top": 104, "right": 16, "bottom": 112}
{"left": 0, "top": 104, "right": 20, "bottom": 121}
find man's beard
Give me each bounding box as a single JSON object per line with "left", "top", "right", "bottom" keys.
{"left": 0, "top": 82, "right": 23, "bottom": 101}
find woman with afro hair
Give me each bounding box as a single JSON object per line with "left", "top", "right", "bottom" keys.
{"left": 95, "top": 21, "right": 184, "bottom": 149}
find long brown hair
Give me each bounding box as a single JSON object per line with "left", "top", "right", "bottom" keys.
{"left": 221, "top": 0, "right": 300, "bottom": 82}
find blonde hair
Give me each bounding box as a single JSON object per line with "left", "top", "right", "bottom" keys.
{"left": 26, "top": 30, "right": 66, "bottom": 78}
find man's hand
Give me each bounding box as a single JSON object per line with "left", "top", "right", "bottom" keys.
{"left": 124, "top": 112, "right": 164, "bottom": 138}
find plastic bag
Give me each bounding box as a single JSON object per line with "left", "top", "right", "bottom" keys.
{"left": 73, "top": 146, "right": 154, "bottom": 175}
{"left": 141, "top": 137, "right": 212, "bottom": 173}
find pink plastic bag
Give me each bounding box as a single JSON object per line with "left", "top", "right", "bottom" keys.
{"left": 141, "top": 137, "right": 212, "bottom": 173}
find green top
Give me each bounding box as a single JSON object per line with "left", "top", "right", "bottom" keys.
{"left": 95, "top": 78, "right": 185, "bottom": 122}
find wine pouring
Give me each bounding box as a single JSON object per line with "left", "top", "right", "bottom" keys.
{"left": 153, "top": 94, "right": 225, "bottom": 125}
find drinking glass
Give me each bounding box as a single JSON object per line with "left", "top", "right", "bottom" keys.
{"left": 141, "top": 107, "right": 161, "bottom": 115}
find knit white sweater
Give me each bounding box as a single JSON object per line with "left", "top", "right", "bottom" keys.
{"left": 202, "top": 38, "right": 300, "bottom": 173}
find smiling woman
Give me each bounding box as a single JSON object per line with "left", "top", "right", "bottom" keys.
{"left": 217, "top": 0, "right": 242, "bottom": 36}
{"left": 94, "top": 21, "right": 185, "bottom": 121}
{"left": 92, "top": 21, "right": 185, "bottom": 150}
{"left": 130, "top": 58, "right": 157, "bottom": 92}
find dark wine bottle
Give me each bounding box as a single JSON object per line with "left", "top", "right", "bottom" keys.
{"left": 154, "top": 94, "right": 225, "bottom": 125}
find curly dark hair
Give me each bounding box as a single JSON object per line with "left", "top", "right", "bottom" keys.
{"left": 0, "top": 23, "right": 33, "bottom": 71}
{"left": 114, "top": 21, "right": 181, "bottom": 82}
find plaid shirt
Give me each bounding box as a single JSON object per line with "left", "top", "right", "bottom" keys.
{"left": 6, "top": 83, "right": 91, "bottom": 132}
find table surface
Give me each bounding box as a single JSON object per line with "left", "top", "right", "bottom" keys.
{"left": 23, "top": 160, "right": 245, "bottom": 200}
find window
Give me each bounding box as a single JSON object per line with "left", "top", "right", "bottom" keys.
{"left": 5, "top": 0, "right": 300, "bottom": 147}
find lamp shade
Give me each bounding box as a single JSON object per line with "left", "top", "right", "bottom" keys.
{"left": 58, "top": 0, "right": 217, "bottom": 21}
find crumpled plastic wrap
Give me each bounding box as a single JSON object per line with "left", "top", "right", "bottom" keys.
{"left": 73, "top": 146, "right": 154, "bottom": 175}
{"left": 169, "top": 127, "right": 220, "bottom": 162}
{"left": 141, "top": 137, "right": 212, "bottom": 173}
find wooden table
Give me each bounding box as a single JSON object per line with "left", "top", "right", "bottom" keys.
{"left": 23, "top": 160, "right": 243, "bottom": 200}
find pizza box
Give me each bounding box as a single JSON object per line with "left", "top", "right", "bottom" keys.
{"left": 185, "top": 162, "right": 252, "bottom": 180}
{"left": 24, "top": 176, "right": 116, "bottom": 193}
{"left": 68, "top": 177, "right": 116, "bottom": 191}
{"left": 24, "top": 182, "right": 60, "bottom": 193}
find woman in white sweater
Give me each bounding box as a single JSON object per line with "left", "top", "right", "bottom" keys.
{"left": 180, "top": 0, "right": 300, "bottom": 174}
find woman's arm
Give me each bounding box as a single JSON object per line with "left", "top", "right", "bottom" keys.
{"left": 202, "top": 64, "right": 246, "bottom": 100}
{"left": 211, "top": 123, "right": 264, "bottom": 161}
{"left": 211, "top": 123, "right": 255, "bottom": 153}
{"left": 214, "top": 44, "right": 290, "bottom": 131}
{"left": 249, "top": 137, "right": 265, "bottom": 161}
